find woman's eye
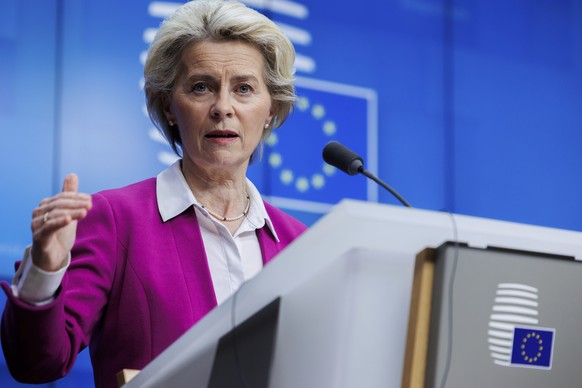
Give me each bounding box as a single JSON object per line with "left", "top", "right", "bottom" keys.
{"left": 238, "top": 84, "right": 252, "bottom": 94}
{"left": 192, "top": 83, "right": 207, "bottom": 93}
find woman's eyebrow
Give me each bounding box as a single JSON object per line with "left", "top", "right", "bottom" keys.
{"left": 184, "top": 73, "right": 216, "bottom": 83}
{"left": 231, "top": 74, "right": 260, "bottom": 83}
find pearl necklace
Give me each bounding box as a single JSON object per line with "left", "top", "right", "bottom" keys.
{"left": 199, "top": 194, "right": 251, "bottom": 222}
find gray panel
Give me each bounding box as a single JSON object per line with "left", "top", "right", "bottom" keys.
{"left": 427, "top": 244, "right": 582, "bottom": 387}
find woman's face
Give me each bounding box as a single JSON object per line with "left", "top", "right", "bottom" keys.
{"left": 165, "top": 40, "right": 273, "bottom": 175}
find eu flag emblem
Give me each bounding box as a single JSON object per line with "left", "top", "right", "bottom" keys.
{"left": 510, "top": 326, "right": 555, "bottom": 369}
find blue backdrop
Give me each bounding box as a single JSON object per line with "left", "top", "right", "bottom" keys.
{"left": 1, "top": 0, "right": 581, "bottom": 386}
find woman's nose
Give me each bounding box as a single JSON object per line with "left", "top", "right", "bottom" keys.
{"left": 210, "top": 90, "right": 234, "bottom": 119}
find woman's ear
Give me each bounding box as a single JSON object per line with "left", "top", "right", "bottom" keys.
{"left": 265, "top": 106, "right": 275, "bottom": 128}
{"left": 162, "top": 94, "right": 176, "bottom": 124}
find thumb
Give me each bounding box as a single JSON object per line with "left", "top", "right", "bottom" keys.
{"left": 62, "top": 173, "right": 79, "bottom": 193}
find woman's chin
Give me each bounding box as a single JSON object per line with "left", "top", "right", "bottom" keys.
{"left": 187, "top": 153, "right": 250, "bottom": 173}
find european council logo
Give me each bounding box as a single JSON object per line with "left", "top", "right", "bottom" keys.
{"left": 488, "top": 283, "right": 556, "bottom": 370}
{"left": 509, "top": 326, "right": 555, "bottom": 369}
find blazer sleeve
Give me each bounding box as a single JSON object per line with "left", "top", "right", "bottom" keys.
{"left": 1, "top": 193, "right": 118, "bottom": 383}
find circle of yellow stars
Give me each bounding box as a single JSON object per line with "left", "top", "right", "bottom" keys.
{"left": 520, "top": 331, "right": 544, "bottom": 363}
{"left": 267, "top": 95, "right": 337, "bottom": 193}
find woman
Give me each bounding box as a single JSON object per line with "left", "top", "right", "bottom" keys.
{"left": 1, "top": 1, "right": 306, "bottom": 387}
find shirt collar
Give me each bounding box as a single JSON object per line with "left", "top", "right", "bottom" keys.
{"left": 156, "top": 160, "right": 279, "bottom": 242}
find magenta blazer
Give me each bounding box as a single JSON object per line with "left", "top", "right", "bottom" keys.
{"left": 1, "top": 178, "right": 306, "bottom": 388}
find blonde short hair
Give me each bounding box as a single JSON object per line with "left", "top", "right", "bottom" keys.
{"left": 144, "top": 0, "right": 296, "bottom": 156}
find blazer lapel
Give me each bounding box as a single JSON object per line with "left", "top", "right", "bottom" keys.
{"left": 257, "top": 226, "right": 281, "bottom": 265}
{"left": 169, "top": 207, "right": 218, "bottom": 318}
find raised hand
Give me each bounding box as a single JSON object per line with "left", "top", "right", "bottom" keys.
{"left": 31, "top": 174, "right": 93, "bottom": 272}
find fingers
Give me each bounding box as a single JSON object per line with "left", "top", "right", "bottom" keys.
{"left": 33, "top": 212, "right": 74, "bottom": 238}
{"left": 30, "top": 174, "right": 90, "bottom": 270}
{"left": 31, "top": 174, "right": 92, "bottom": 233}
{"left": 62, "top": 173, "right": 79, "bottom": 193}
{"left": 37, "top": 194, "right": 92, "bottom": 210}
{"left": 34, "top": 199, "right": 90, "bottom": 235}
{"left": 33, "top": 206, "right": 89, "bottom": 228}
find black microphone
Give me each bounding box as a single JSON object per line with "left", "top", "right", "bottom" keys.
{"left": 322, "top": 141, "right": 412, "bottom": 208}
{"left": 322, "top": 141, "right": 364, "bottom": 176}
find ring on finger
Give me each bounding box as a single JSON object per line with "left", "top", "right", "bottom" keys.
{"left": 43, "top": 211, "right": 50, "bottom": 224}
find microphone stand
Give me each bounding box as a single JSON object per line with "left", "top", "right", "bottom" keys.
{"left": 359, "top": 168, "right": 412, "bottom": 208}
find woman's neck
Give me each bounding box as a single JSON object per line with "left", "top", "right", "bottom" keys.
{"left": 181, "top": 160, "right": 249, "bottom": 218}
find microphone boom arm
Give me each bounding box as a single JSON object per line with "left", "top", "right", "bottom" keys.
{"left": 322, "top": 141, "right": 412, "bottom": 208}
{"left": 359, "top": 168, "right": 412, "bottom": 208}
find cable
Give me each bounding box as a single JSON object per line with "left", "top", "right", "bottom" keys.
{"left": 438, "top": 212, "right": 460, "bottom": 388}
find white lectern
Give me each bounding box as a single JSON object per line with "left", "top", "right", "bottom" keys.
{"left": 124, "top": 200, "right": 582, "bottom": 388}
